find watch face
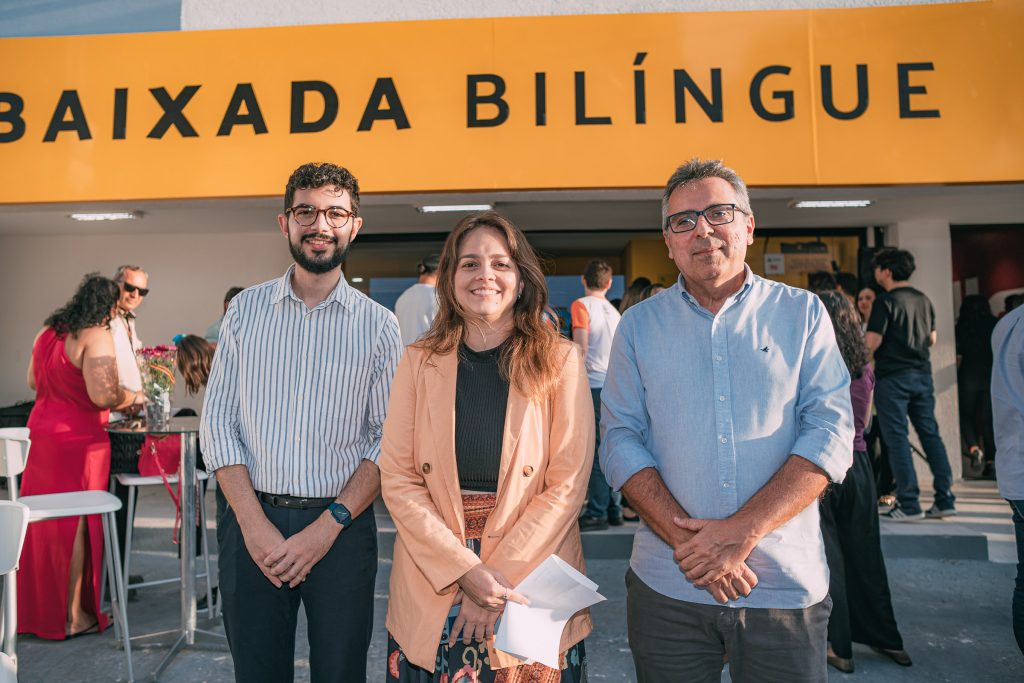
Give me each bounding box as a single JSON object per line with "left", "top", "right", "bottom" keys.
{"left": 330, "top": 504, "right": 350, "bottom": 525}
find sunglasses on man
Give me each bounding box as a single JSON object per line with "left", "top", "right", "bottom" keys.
{"left": 122, "top": 283, "right": 150, "bottom": 297}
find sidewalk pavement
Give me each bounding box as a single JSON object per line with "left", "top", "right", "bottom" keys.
{"left": 9, "top": 479, "right": 1022, "bottom": 682}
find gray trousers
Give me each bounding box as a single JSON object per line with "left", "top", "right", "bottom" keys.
{"left": 626, "top": 568, "right": 830, "bottom": 683}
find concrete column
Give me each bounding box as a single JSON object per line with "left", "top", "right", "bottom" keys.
{"left": 887, "top": 219, "right": 962, "bottom": 481}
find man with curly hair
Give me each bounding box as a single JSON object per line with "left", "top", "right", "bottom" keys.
{"left": 202, "top": 162, "right": 402, "bottom": 681}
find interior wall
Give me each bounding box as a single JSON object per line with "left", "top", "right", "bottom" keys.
{"left": 747, "top": 234, "right": 860, "bottom": 289}
{"left": 623, "top": 238, "right": 678, "bottom": 287}
{"left": 0, "top": 231, "right": 292, "bottom": 408}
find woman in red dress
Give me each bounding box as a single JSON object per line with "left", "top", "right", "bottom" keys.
{"left": 18, "top": 274, "right": 144, "bottom": 639}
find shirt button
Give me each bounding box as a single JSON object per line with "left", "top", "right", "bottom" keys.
{"left": 523, "top": 466, "right": 535, "bottom": 477}
{"left": 719, "top": 395, "right": 726, "bottom": 402}
{"left": 720, "top": 437, "right": 727, "bottom": 444}
{"left": 421, "top": 463, "right": 432, "bottom": 474}
{"left": 722, "top": 482, "right": 731, "bottom": 488}
{"left": 715, "top": 355, "right": 723, "bottom": 362}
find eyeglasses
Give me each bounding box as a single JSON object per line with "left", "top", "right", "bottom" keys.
{"left": 664, "top": 203, "right": 747, "bottom": 234}
{"left": 122, "top": 283, "right": 149, "bottom": 297}
{"left": 286, "top": 205, "right": 356, "bottom": 229}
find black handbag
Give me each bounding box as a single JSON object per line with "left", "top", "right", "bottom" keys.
{"left": 109, "top": 431, "right": 145, "bottom": 474}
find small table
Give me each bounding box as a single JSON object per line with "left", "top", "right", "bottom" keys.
{"left": 107, "top": 416, "right": 226, "bottom": 680}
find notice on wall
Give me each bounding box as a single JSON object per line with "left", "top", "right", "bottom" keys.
{"left": 764, "top": 253, "right": 785, "bottom": 275}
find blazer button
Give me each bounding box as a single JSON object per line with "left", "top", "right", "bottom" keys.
{"left": 522, "top": 465, "right": 534, "bottom": 477}
{"left": 421, "top": 463, "right": 432, "bottom": 474}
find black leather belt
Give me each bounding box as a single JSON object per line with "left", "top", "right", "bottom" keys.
{"left": 257, "top": 492, "right": 335, "bottom": 509}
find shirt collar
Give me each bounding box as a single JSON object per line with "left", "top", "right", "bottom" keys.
{"left": 676, "top": 264, "right": 756, "bottom": 309}
{"left": 270, "top": 264, "right": 355, "bottom": 310}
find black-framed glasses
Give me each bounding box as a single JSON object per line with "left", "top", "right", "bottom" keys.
{"left": 664, "top": 203, "right": 747, "bottom": 234}
{"left": 286, "top": 205, "right": 356, "bottom": 229}
{"left": 122, "top": 283, "right": 149, "bottom": 297}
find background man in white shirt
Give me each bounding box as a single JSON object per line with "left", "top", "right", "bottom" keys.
{"left": 394, "top": 253, "right": 439, "bottom": 346}
{"left": 572, "top": 258, "right": 623, "bottom": 531}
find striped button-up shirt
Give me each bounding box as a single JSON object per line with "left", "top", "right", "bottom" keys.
{"left": 200, "top": 266, "right": 402, "bottom": 497}
{"left": 600, "top": 267, "right": 853, "bottom": 609}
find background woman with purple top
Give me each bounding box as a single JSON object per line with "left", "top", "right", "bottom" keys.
{"left": 817, "top": 290, "right": 911, "bottom": 674}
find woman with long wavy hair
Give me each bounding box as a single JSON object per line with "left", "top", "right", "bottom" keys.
{"left": 817, "top": 290, "right": 910, "bottom": 673}
{"left": 19, "top": 273, "right": 144, "bottom": 639}
{"left": 380, "top": 211, "right": 594, "bottom": 682}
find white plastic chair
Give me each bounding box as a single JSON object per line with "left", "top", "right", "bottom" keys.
{"left": 0, "top": 500, "right": 29, "bottom": 683}
{"left": 0, "top": 428, "right": 29, "bottom": 501}
{"left": 113, "top": 471, "right": 215, "bottom": 616}
{"left": 0, "top": 428, "right": 134, "bottom": 682}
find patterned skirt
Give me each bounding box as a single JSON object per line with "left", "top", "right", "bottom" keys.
{"left": 387, "top": 493, "right": 587, "bottom": 683}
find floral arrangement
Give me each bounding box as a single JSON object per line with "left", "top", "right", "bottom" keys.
{"left": 137, "top": 345, "right": 176, "bottom": 427}
{"left": 137, "top": 345, "right": 177, "bottom": 393}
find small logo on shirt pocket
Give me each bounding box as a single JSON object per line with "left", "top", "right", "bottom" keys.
{"left": 759, "top": 346, "right": 770, "bottom": 353}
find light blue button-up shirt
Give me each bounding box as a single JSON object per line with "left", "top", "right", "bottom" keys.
{"left": 600, "top": 267, "right": 853, "bottom": 609}
{"left": 201, "top": 266, "right": 402, "bottom": 498}
{"left": 993, "top": 306, "right": 1024, "bottom": 501}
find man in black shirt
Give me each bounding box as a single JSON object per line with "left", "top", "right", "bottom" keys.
{"left": 866, "top": 248, "right": 956, "bottom": 521}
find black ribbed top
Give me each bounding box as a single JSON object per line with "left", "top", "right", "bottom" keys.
{"left": 454, "top": 342, "right": 510, "bottom": 492}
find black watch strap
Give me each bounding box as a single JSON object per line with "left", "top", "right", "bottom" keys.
{"left": 327, "top": 502, "right": 352, "bottom": 528}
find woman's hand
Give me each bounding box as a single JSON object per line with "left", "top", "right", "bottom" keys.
{"left": 455, "top": 564, "right": 528, "bottom": 612}
{"left": 448, "top": 591, "right": 503, "bottom": 646}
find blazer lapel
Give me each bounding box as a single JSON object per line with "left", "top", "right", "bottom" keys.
{"left": 423, "top": 351, "right": 465, "bottom": 530}
{"left": 495, "top": 386, "right": 529, "bottom": 500}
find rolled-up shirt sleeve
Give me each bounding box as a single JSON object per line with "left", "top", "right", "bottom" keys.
{"left": 200, "top": 303, "right": 251, "bottom": 472}
{"left": 599, "top": 313, "right": 659, "bottom": 491}
{"left": 361, "top": 314, "right": 402, "bottom": 464}
{"left": 790, "top": 297, "right": 854, "bottom": 483}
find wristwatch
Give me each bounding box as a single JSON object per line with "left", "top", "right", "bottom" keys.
{"left": 327, "top": 502, "right": 352, "bottom": 529}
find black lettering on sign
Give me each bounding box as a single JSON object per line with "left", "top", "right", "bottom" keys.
{"left": 0, "top": 93, "right": 26, "bottom": 143}
{"left": 575, "top": 71, "right": 612, "bottom": 125}
{"left": 750, "top": 66, "right": 793, "bottom": 122}
{"left": 535, "top": 73, "right": 547, "bottom": 127}
{"left": 358, "top": 78, "right": 411, "bottom": 131}
{"left": 467, "top": 74, "right": 508, "bottom": 128}
{"left": 898, "top": 62, "right": 940, "bottom": 119}
{"left": 674, "top": 69, "right": 723, "bottom": 123}
{"left": 217, "top": 83, "right": 268, "bottom": 136}
{"left": 290, "top": 81, "right": 338, "bottom": 134}
{"left": 43, "top": 90, "right": 91, "bottom": 142}
{"left": 113, "top": 88, "right": 128, "bottom": 140}
{"left": 821, "top": 65, "right": 868, "bottom": 120}
{"left": 148, "top": 86, "right": 201, "bottom": 138}
{"left": 634, "top": 52, "right": 648, "bottom": 125}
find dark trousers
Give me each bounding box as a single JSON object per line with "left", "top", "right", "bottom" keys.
{"left": 874, "top": 370, "right": 955, "bottom": 515}
{"left": 218, "top": 497, "right": 377, "bottom": 683}
{"left": 583, "top": 387, "right": 621, "bottom": 520}
{"left": 1010, "top": 500, "right": 1024, "bottom": 655}
{"left": 625, "top": 568, "right": 830, "bottom": 682}
{"left": 865, "top": 418, "right": 895, "bottom": 497}
{"left": 958, "top": 368, "right": 995, "bottom": 456}
{"left": 820, "top": 451, "right": 904, "bottom": 659}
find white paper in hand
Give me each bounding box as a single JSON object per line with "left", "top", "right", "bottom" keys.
{"left": 494, "top": 555, "right": 605, "bottom": 669}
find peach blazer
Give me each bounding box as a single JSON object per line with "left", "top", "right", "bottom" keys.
{"left": 379, "top": 339, "right": 595, "bottom": 671}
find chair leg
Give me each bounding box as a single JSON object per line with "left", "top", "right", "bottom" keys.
{"left": 198, "top": 481, "right": 214, "bottom": 617}
{"left": 2, "top": 572, "right": 17, "bottom": 666}
{"left": 102, "top": 512, "right": 133, "bottom": 683}
{"left": 122, "top": 485, "right": 137, "bottom": 592}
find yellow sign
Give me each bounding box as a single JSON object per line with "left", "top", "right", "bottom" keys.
{"left": 0, "top": 1, "right": 1021, "bottom": 203}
